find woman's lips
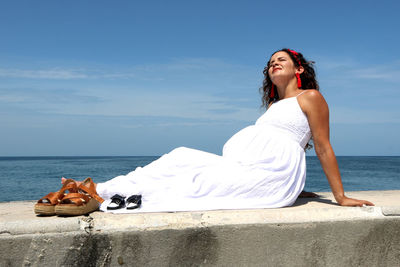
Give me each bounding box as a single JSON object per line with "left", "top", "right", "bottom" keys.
{"left": 272, "top": 67, "right": 281, "bottom": 73}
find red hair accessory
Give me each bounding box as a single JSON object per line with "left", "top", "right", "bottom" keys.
{"left": 289, "top": 49, "right": 302, "bottom": 88}
{"left": 288, "top": 49, "right": 301, "bottom": 67}
{"left": 288, "top": 49, "right": 298, "bottom": 56}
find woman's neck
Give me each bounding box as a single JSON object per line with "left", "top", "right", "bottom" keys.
{"left": 276, "top": 79, "right": 300, "bottom": 100}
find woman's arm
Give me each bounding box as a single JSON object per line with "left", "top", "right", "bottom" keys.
{"left": 298, "top": 90, "right": 374, "bottom": 206}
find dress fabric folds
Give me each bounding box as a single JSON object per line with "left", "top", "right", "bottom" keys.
{"left": 97, "top": 95, "right": 312, "bottom": 213}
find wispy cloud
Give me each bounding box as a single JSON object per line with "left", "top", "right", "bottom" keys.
{"left": 47, "top": 90, "right": 260, "bottom": 122}
{"left": 331, "top": 107, "right": 400, "bottom": 124}
{"left": 0, "top": 57, "right": 260, "bottom": 84}
{"left": 316, "top": 56, "right": 400, "bottom": 83}
{"left": 0, "top": 68, "right": 90, "bottom": 79}
{"left": 6, "top": 56, "right": 399, "bottom": 127}
{"left": 351, "top": 65, "right": 400, "bottom": 82}
{"left": 0, "top": 57, "right": 262, "bottom": 124}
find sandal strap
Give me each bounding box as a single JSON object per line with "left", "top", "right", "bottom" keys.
{"left": 37, "top": 179, "right": 78, "bottom": 204}
{"left": 59, "top": 180, "right": 78, "bottom": 194}
{"left": 79, "top": 177, "right": 104, "bottom": 203}
{"left": 38, "top": 191, "right": 62, "bottom": 205}
{"left": 60, "top": 192, "right": 90, "bottom": 206}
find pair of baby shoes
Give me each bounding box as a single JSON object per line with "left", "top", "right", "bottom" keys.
{"left": 107, "top": 194, "right": 142, "bottom": 210}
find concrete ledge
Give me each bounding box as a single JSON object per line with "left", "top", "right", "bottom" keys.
{"left": 1, "top": 191, "right": 399, "bottom": 266}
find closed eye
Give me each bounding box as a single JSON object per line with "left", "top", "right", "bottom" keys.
{"left": 268, "top": 57, "right": 287, "bottom": 68}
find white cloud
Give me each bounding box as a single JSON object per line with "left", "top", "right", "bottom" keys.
{"left": 120, "top": 120, "right": 237, "bottom": 129}
{"left": 0, "top": 57, "right": 259, "bottom": 83}
{"left": 0, "top": 57, "right": 262, "bottom": 123}
{"left": 331, "top": 107, "right": 400, "bottom": 124}
{"left": 0, "top": 68, "right": 90, "bottom": 79}
{"left": 0, "top": 95, "right": 28, "bottom": 103}
{"left": 351, "top": 66, "right": 400, "bottom": 82}
{"left": 315, "top": 55, "right": 400, "bottom": 83}
{"left": 48, "top": 90, "right": 261, "bottom": 122}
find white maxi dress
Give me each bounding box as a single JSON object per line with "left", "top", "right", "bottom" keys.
{"left": 97, "top": 94, "right": 312, "bottom": 213}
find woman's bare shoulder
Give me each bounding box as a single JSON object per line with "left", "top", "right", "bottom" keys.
{"left": 301, "top": 89, "right": 323, "bottom": 100}
{"left": 298, "top": 89, "right": 328, "bottom": 114}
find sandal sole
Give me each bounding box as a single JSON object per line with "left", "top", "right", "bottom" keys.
{"left": 55, "top": 198, "right": 100, "bottom": 216}
{"left": 34, "top": 204, "right": 56, "bottom": 216}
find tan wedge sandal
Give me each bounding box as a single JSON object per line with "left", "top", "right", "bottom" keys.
{"left": 55, "top": 177, "right": 104, "bottom": 216}
{"left": 34, "top": 179, "right": 78, "bottom": 216}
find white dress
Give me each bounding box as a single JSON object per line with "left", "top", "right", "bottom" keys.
{"left": 97, "top": 94, "right": 312, "bottom": 213}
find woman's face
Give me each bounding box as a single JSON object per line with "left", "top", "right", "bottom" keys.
{"left": 267, "top": 51, "right": 297, "bottom": 83}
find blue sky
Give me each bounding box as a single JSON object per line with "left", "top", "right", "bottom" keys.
{"left": 1, "top": 0, "right": 399, "bottom": 156}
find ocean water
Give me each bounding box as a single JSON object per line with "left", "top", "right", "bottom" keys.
{"left": 0, "top": 156, "right": 399, "bottom": 202}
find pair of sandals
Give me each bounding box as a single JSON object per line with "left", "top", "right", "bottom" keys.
{"left": 107, "top": 194, "right": 142, "bottom": 210}
{"left": 34, "top": 178, "right": 104, "bottom": 216}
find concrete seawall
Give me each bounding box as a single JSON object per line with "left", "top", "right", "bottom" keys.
{"left": 1, "top": 190, "right": 399, "bottom": 266}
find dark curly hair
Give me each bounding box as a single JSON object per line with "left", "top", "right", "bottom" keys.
{"left": 260, "top": 48, "right": 319, "bottom": 108}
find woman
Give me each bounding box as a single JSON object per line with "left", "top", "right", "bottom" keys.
{"left": 37, "top": 48, "right": 373, "bottom": 216}
{"left": 261, "top": 49, "right": 373, "bottom": 207}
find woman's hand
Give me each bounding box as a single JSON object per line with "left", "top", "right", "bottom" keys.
{"left": 336, "top": 196, "right": 374, "bottom": 207}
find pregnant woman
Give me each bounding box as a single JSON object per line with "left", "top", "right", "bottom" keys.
{"left": 35, "top": 48, "right": 373, "bottom": 216}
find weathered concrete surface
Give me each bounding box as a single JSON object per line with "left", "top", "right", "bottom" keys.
{"left": 1, "top": 190, "right": 399, "bottom": 266}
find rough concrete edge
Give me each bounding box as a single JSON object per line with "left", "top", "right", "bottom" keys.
{"left": 1, "top": 206, "right": 395, "bottom": 236}
{"left": 382, "top": 206, "right": 400, "bottom": 216}
{"left": 89, "top": 216, "right": 400, "bottom": 236}
{"left": 89, "top": 206, "right": 390, "bottom": 232}
{"left": 0, "top": 216, "right": 85, "bottom": 236}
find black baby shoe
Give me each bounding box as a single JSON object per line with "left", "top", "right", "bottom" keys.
{"left": 126, "top": 195, "right": 142, "bottom": 210}
{"left": 107, "top": 194, "right": 126, "bottom": 210}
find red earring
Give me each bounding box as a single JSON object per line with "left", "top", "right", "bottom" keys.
{"left": 296, "top": 73, "right": 302, "bottom": 88}
{"left": 269, "top": 84, "right": 275, "bottom": 98}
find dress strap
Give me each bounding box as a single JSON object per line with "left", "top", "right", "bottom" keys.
{"left": 296, "top": 90, "right": 307, "bottom": 98}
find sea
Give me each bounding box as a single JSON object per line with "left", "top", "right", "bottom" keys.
{"left": 0, "top": 156, "right": 399, "bottom": 203}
